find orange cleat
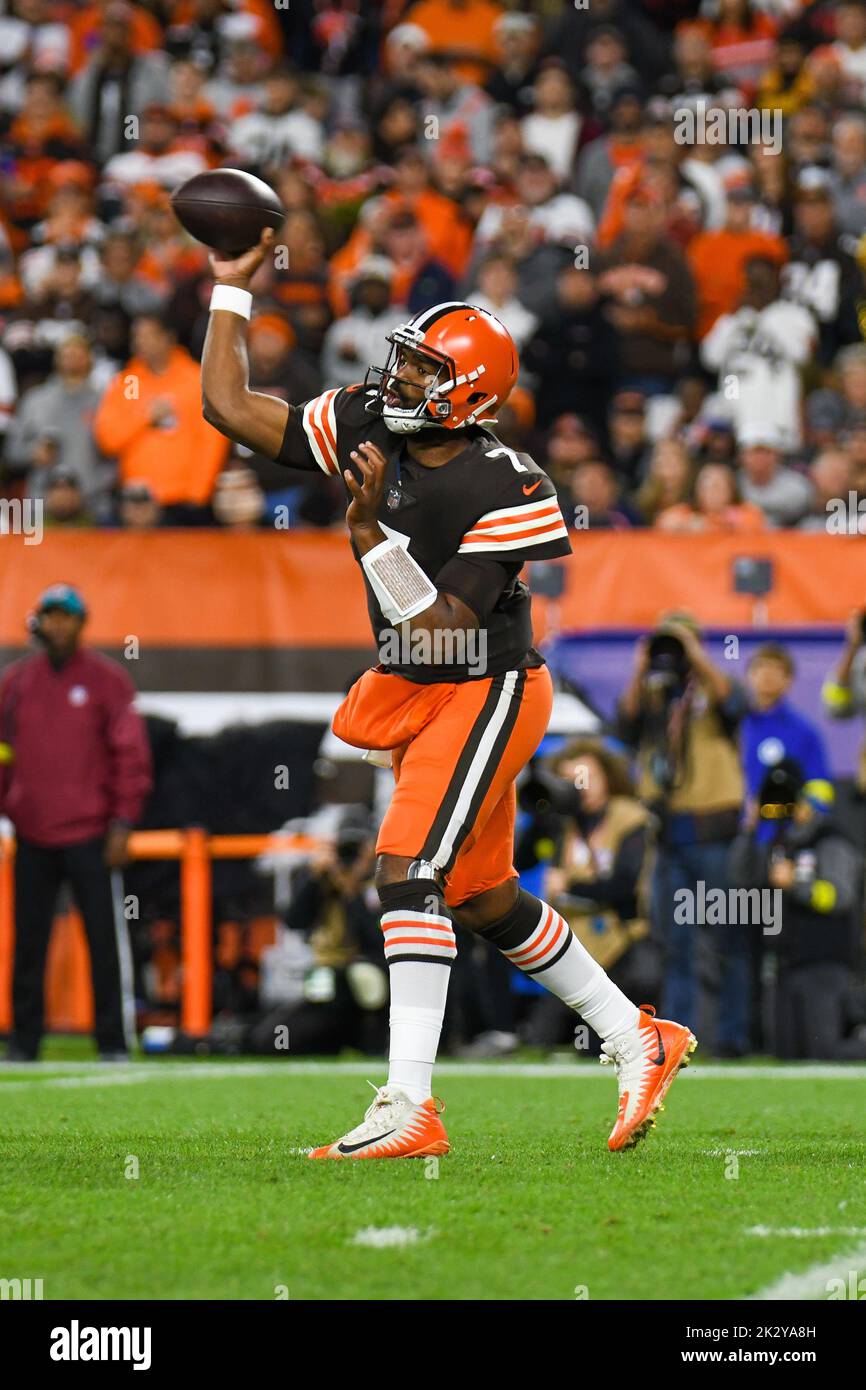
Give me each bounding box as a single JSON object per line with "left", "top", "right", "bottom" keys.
{"left": 601, "top": 1005, "right": 697, "bottom": 1152}
{"left": 307, "top": 1085, "right": 450, "bottom": 1160}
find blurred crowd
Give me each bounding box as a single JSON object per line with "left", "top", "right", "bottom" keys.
{"left": 4, "top": 0, "right": 866, "bottom": 527}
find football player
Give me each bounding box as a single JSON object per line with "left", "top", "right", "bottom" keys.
{"left": 201, "top": 229, "right": 696, "bottom": 1156}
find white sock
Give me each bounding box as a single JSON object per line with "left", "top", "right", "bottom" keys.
{"left": 502, "top": 899, "right": 639, "bottom": 1043}
{"left": 381, "top": 906, "right": 456, "bottom": 1104}
{"left": 387, "top": 968, "right": 450, "bottom": 1104}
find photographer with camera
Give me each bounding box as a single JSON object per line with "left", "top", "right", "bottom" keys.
{"left": 515, "top": 738, "right": 660, "bottom": 1048}
{"left": 729, "top": 759, "right": 866, "bottom": 1060}
{"left": 242, "top": 811, "right": 388, "bottom": 1057}
{"left": 617, "top": 610, "right": 749, "bottom": 1055}
{"left": 822, "top": 607, "right": 866, "bottom": 794}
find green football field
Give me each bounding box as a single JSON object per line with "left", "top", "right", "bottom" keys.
{"left": 2, "top": 1046, "right": 866, "bottom": 1302}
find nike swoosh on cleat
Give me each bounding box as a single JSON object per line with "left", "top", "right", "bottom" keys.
{"left": 337, "top": 1130, "right": 397, "bottom": 1154}
{"left": 648, "top": 1026, "right": 666, "bottom": 1067}
{"left": 522, "top": 479, "right": 543, "bottom": 495}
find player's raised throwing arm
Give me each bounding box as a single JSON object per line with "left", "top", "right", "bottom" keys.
{"left": 201, "top": 229, "right": 292, "bottom": 460}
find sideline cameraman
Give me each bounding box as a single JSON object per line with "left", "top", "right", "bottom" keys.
{"left": 617, "top": 611, "right": 749, "bottom": 1054}
{"left": 515, "top": 738, "right": 661, "bottom": 1047}
{"left": 244, "top": 816, "right": 388, "bottom": 1056}
{"left": 729, "top": 759, "right": 866, "bottom": 1060}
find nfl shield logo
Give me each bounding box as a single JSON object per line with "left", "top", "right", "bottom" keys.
{"left": 386, "top": 486, "right": 402, "bottom": 510}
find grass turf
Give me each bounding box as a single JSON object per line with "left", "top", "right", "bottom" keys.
{"left": 2, "top": 1053, "right": 865, "bottom": 1301}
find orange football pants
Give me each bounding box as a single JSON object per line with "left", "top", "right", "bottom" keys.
{"left": 331, "top": 663, "right": 553, "bottom": 907}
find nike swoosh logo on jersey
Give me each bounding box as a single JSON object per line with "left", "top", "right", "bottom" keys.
{"left": 522, "top": 479, "right": 543, "bottom": 495}
{"left": 648, "top": 1026, "right": 666, "bottom": 1067}
{"left": 337, "top": 1129, "right": 397, "bottom": 1154}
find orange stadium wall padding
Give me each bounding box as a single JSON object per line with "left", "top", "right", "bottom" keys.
{"left": 0, "top": 532, "right": 865, "bottom": 645}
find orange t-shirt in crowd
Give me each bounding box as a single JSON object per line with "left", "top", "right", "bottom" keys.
{"left": 403, "top": 0, "right": 504, "bottom": 84}
{"left": 687, "top": 227, "right": 789, "bottom": 340}
{"left": 67, "top": 3, "right": 164, "bottom": 74}
{"left": 93, "top": 346, "right": 229, "bottom": 505}
{"left": 655, "top": 502, "right": 768, "bottom": 533}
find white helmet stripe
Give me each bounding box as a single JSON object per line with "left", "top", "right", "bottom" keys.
{"left": 409, "top": 300, "right": 469, "bottom": 330}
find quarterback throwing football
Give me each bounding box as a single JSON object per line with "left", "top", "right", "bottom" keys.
{"left": 201, "top": 229, "right": 696, "bottom": 1157}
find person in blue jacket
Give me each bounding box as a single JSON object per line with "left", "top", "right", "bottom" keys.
{"left": 742, "top": 642, "right": 834, "bottom": 840}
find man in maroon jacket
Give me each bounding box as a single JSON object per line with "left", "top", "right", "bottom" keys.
{"left": 0, "top": 584, "right": 153, "bottom": 1061}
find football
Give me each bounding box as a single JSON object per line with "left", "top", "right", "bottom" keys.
{"left": 170, "top": 168, "right": 286, "bottom": 258}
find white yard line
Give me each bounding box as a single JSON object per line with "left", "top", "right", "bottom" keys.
{"left": 350, "top": 1226, "right": 434, "bottom": 1249}
{"left": 747, "top": 1226, "right": 866, "bottom": 1239}
{"left": 1, "top": 1060, "right": 866, "bottom": 1088}
{"left": 747, "top": 1241, "right": 866, "bottom": 1301}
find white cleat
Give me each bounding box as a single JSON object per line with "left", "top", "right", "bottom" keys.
{"left": 307, "top": 1084, "right": 450, "bottom": 1160}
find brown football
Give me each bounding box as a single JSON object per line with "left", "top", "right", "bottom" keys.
{"left": 170, "top": 168, "right": 286, "bottom": 258}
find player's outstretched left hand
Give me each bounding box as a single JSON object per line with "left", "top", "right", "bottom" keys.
{"left": 345, "top": 441, "right": 388, "bottom": 532}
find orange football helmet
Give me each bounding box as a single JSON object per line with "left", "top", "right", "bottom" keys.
{"left": 366, "top": 301, "right": 519, "bottom": 433}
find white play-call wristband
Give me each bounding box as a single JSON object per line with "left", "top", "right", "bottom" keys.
{"left": 209, "top": 285, "right": 253, "bottom": 319}
{"left": 361, "top": 536, "right": 437, "bottom": 625}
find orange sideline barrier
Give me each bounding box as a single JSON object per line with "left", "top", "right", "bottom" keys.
{"left": 0, "top": 830, "right": 320, "bottom": 1041}
{"left": 2, "top": 531, "right": 866, "bottom": 648}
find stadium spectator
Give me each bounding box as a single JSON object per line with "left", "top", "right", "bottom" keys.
{"left": 799, "top": 448, "right": 856, "bottom": 531}
{"left": 573, "top": 82, "right": 645, "bottom": 221}
{"left": 68, "top": 1, "right": 171, "bottom": 165}
{"left": 736, "top": 425, "right": 815, "bottom": 527}
{"left": 116, "top": 479, "right": 161, "bottom": 530}
{"left": 92, "top": 231, "right": 163, "bottom": 318}
{"left": 742, "top": 644, "right": 833, "bottom": 823}
{"left": 655, "top": 461, "right": 767, "bottom": 533}
{"left": 43, "top": 465, "right": 91, "bottom": 528}
{"left": 484, "top": 12, "right": 541, "bottom": 117}
{"left": 379, "top": 207, "right": 456, "bottom": 315}
{"left": 93, "top": 310, "right": 228, "bottom": 522}
{"left": 594, "top": 183, "right": 698, "bottom": 395}
{"left": 658, "top": 20, "right": 738, "bottom": 113}
{"left": 522, "top": 266, "right": 619, "bottom": 433}
{"left": 322, "top": 257, "right": 404, "bottom": 388}
{"left": 634, "top": 438, "right": 695, "bottom": 524}
{"left": 828, "top": 113, "right": 866, "bottom": 239}
{"left": 227, "top": 61, "right": 325, "bottom": 168}
{"left": 701, "top": 257, "right": 817, "bottom": 452}
{"left": 520, "top": 59, "right": 587, "bottom": 181}
{"left": 756, "top": 20, "right": 815, "bottom": 116}
{"left": 405, "top": 0, "right": 504, "bottom": 86}
{"left": 605, "top": 388, "right": 651, "bottom": 488}
{"left": 822, "top": 607, "right": 866, "bottom": 793}
{"left": 0, "top": 583, "right": 152, "bottom": 1062}
{"left": 832, "top": 0, "right": 866, "bottom": 103}
{"left": 5, "top": 334, "right": 107, "bottom": 507}
{"left": 780, "top": 167, "right": 863, "bottom": 366}
{"left": 16, "top": 242, "right": 99, "bottom": 347}
{"left": 687, "top": 173, "right": 788, "bottom": 342}
{"left": 101, "top": 101, "right": 209, "bottom": 190}
{"left": 729, "top": 758, "right": 866, "bottom": 1061}
{"left": 581, "top": 26, "right": 643, "bottom": 122}
{"left": 617, "top": 612, "right": 749, "bottom": 1055}
{"left": 203, "top": 20, "right": 272, "bottom": 121}
{"left": 692, "top": 0, "right": 779, "bottom": 97}
{"left": 473, "top": 152, "right": 595, "bottom": 259}
{"left": 212, "top": 466, "right": 266, "bottom": 531}
{"left": 466, "top": 252, "right": 537, "bottom": 352}
{"left": 568, "top": 460, "right": 636, "bottom": 530}
{"left": 414, "top": 51, "right": 496, "bottom": 164}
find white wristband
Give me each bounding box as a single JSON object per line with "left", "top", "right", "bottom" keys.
{"left": 209, "top": 285, "right": 253, "bottom": 319}
{"left": 361, "top": 536, "right": 437, "bottom": 625}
